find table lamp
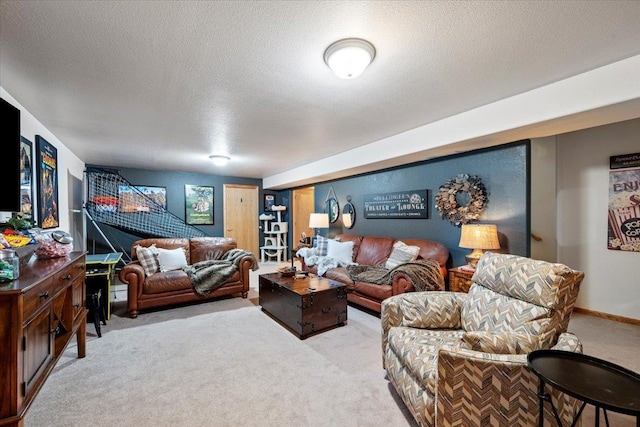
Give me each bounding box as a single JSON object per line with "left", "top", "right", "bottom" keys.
{"left": 458, "top": 224, "right": 500, "bottom": 268}
{"left": 309, "top": 213, "right": 329, "bottom": 238}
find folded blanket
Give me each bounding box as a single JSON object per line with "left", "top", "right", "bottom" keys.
{"left": 182, "top": 249, "right": 258, "bottom": 296}
{"left": 346, "top": 260, "right": 444, "bottom": 291}
{"left": 296, "top": 247, "right": 354, "bottom": 277}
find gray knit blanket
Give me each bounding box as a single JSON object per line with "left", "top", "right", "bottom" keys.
{"left": 182, "top": 249, "right": 258, "bottom": 296}
{"left": 346, "top": 260, "right": 444, "bottom": 292}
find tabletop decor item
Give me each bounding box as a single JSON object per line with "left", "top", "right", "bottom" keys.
{"left": 435, "top": 174, "right": 488, "bottom": 227}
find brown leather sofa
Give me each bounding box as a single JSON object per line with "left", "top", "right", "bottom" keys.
{"left": 118, "top": 237, "right": 256, "bottom": 317}
{"left": 300, "top": 234, "right": 449, "bottom": 313}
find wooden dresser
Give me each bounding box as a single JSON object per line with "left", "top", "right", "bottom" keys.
{"left": 0, "top": 251, "right": 87, "bottom": 427}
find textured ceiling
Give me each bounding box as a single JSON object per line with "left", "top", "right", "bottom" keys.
{"left": 1, "top": 1, "right": 640, "bottom": 185}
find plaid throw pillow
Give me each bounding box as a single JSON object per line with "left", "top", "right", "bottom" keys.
{"left": 135, "top": 244, "right": 160, "bottom": 276}
{"left": 315, "top": 235, "right": 329, "bottom": 256}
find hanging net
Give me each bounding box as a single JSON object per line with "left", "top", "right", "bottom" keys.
{"left": 85, "top": 167, "right": 207, "bottom": 239}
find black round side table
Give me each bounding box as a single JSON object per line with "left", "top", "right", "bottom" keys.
{"left": 527, "top": 349, "right": 640, "bottom": 427}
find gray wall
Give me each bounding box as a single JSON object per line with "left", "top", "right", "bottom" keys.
{"left": 310, "top": 142, "right": 529, "bottom": 267}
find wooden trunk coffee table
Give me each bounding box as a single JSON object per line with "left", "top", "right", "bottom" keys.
{"left": 259, "top": 273, "right": 347, "bottom": 339}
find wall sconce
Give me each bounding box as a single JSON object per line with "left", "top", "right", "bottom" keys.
{"left": 309, "top": 213, "right": 329, "bottom": 237}
{"left": 458, "top": 224, "right": 500, "bottom": 268}
{"left": 342, "top": 195, "right": 356, "bottom": 229}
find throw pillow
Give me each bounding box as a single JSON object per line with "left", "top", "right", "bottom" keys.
{"left": 135, "top": 244, "right": 160, "bottom": 276}
{"left": 385, "top": 240, "right": 420, "bottom": 269}
{"left": 315, "top": 235, "right": 330, "bottom": 257}
{"left": 327, "top": 239, "right": 354, "bottom": 264}
{"left": 156, "top": 247, "right": 188, "bottom": 272}
{"left": 461, "top": 331, "right": 541, "bottom": 355}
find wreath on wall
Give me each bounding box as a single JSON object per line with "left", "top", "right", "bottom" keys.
{"left": 435, "top": 174, "right": 488, "bottom": 227}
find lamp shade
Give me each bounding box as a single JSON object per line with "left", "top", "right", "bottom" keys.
{"left": 459, "top": 224, "right": 500, "bottom": 268}
{"left": 309, "top": 213, "right": 329, "bottom": 229}
{"left": 459, "top": 224, "right": 500, "bottom": 249}
{"left": 324, "top": 38, "right": 376, "bottom": 79}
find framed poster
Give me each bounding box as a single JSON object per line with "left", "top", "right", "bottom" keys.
{"left": 118, "top": 185, "right": 166, "bottom": 212}
{"left": 35, "top": 135, "right": 59, "bottom": 229}
{"left": 608, "top": 168, "right": 640, "bottom": 251}
{"left": 185, "top": 185, "right": 214, "bottom": 225}
{"left": 264, "top": 194, "right": 275, "bottom": 211}
{"left": 19, "top": 136, "right": 34, "bottom": 220}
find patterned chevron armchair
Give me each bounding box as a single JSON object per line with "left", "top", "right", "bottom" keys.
{"left": 382, "top": 252, "right": 585, "bottom": 427}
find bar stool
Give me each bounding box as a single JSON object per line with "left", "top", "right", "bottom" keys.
{"left": 86, "top": 282, "right": 107, "bottom": 337}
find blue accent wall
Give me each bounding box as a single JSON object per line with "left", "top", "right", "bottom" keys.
{"left": 310, "top": 142, "right": 530, "bottom": 267}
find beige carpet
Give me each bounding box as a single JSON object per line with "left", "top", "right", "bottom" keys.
{"left": 25, "top": 263, "right": 640, "bottom": 427}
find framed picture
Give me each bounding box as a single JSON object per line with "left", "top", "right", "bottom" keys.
{"left": 35, "top": 135, "right": 59, "bottom": 229}
{"left": 264, "top": 194, "right": 275, "bottom": 211}
{"left": 19, "top": 136, "right": 34, "bottom": 221}
{"left": 325, "top": 197, "right": 339, "bottom": 223}
{"left": 185, "top": 185, "right": 214, "bottom": 225}
{"left": 118, "top": 185, "right": 166, "bottom": 212}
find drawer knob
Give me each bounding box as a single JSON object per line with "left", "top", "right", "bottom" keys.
{"left": 38, "top": 291, "right": 49, "bottom": 299}
{"left": 73, "top": 303, "right": 80, "bottom": 308}
{"left": 63, "top": 274, "right": 72, "bottom": 281}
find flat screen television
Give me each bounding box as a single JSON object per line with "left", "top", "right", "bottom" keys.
{"left": 0, "top": 97, "right": 21, "bottom": 213}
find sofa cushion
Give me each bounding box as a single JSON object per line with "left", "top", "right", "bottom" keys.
{"left": 352, "top": 281, "right": 393, "bottom": 301}
{"left": 402, "top": 238, "right": 449, "bottom": 267}
{"left": 157, "top": 247, "right": 188, "bottom": 272}
{"left": 355, "top": 236, "right": 395, "bottom": 266}
{"left": 190, "top": 237, "right": 237, "bottom": 263}
{"left": 385, "top": 240, "right": 420, "bottom": 269}
{"left": 472, "top": 252, "right": 584, "bottom": 309}
{"left": 143, "top": 270, "right": 192, "bottom": 294}
{"left": 388, "top": 327, "right": 465, "bottom": 394}
{"left": 461, "top": 284, "right": 551, "bottom": 335}
{"left": 323, "top": 267, "right": 354, "bottom": 287}
{"left": 400, "top": 292, "right": 463, "bottom": 329}
{"left": 461, "top": 331, "right": 541, "bottom": 354}
{"left": 135, "top": 244, "right": 160, "bottom": 276}
{"left": 327, "top": 239, "right": 354, "bottom": 264}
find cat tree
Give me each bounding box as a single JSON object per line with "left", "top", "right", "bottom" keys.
{"left": 259, "top": 205, "right": 288, "bottom": 263}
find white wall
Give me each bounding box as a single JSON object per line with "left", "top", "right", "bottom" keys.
{"left": 530, "top": 137, "right": 558, "bottom": 262}
{"left": 1, "top": 88, "right": 85, "bottom": 234}
{"left": 557, "top": 118, "right": 640, "bottom": 320}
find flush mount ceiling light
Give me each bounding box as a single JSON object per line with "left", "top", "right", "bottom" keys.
{"left": 324, "top": 38, "right": 376, "bottom": 79}
{"left": 209, "top": 155, "right": 230, "bottom": 166}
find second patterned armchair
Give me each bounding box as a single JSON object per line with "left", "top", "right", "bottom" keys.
{"left": 382, "top": 252, "right": 585, "bottom": 427}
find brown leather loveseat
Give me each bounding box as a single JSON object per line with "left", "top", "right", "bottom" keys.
{"left": 301, "top": 234, "right": 449, "bottom": 313}
{"left": 119, "top": 237, "right": 256, "bottom": 317}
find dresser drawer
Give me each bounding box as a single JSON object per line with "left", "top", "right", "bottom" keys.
{"left": 23, "top": 278, "right": 54, "bottom": 323}
{"left": 53, "top": 259, "right": 85, "bottom": 287}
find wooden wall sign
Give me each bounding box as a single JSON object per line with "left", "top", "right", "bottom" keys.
{"left": 364, "top": 190, "right": 427, "bottom": 219}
